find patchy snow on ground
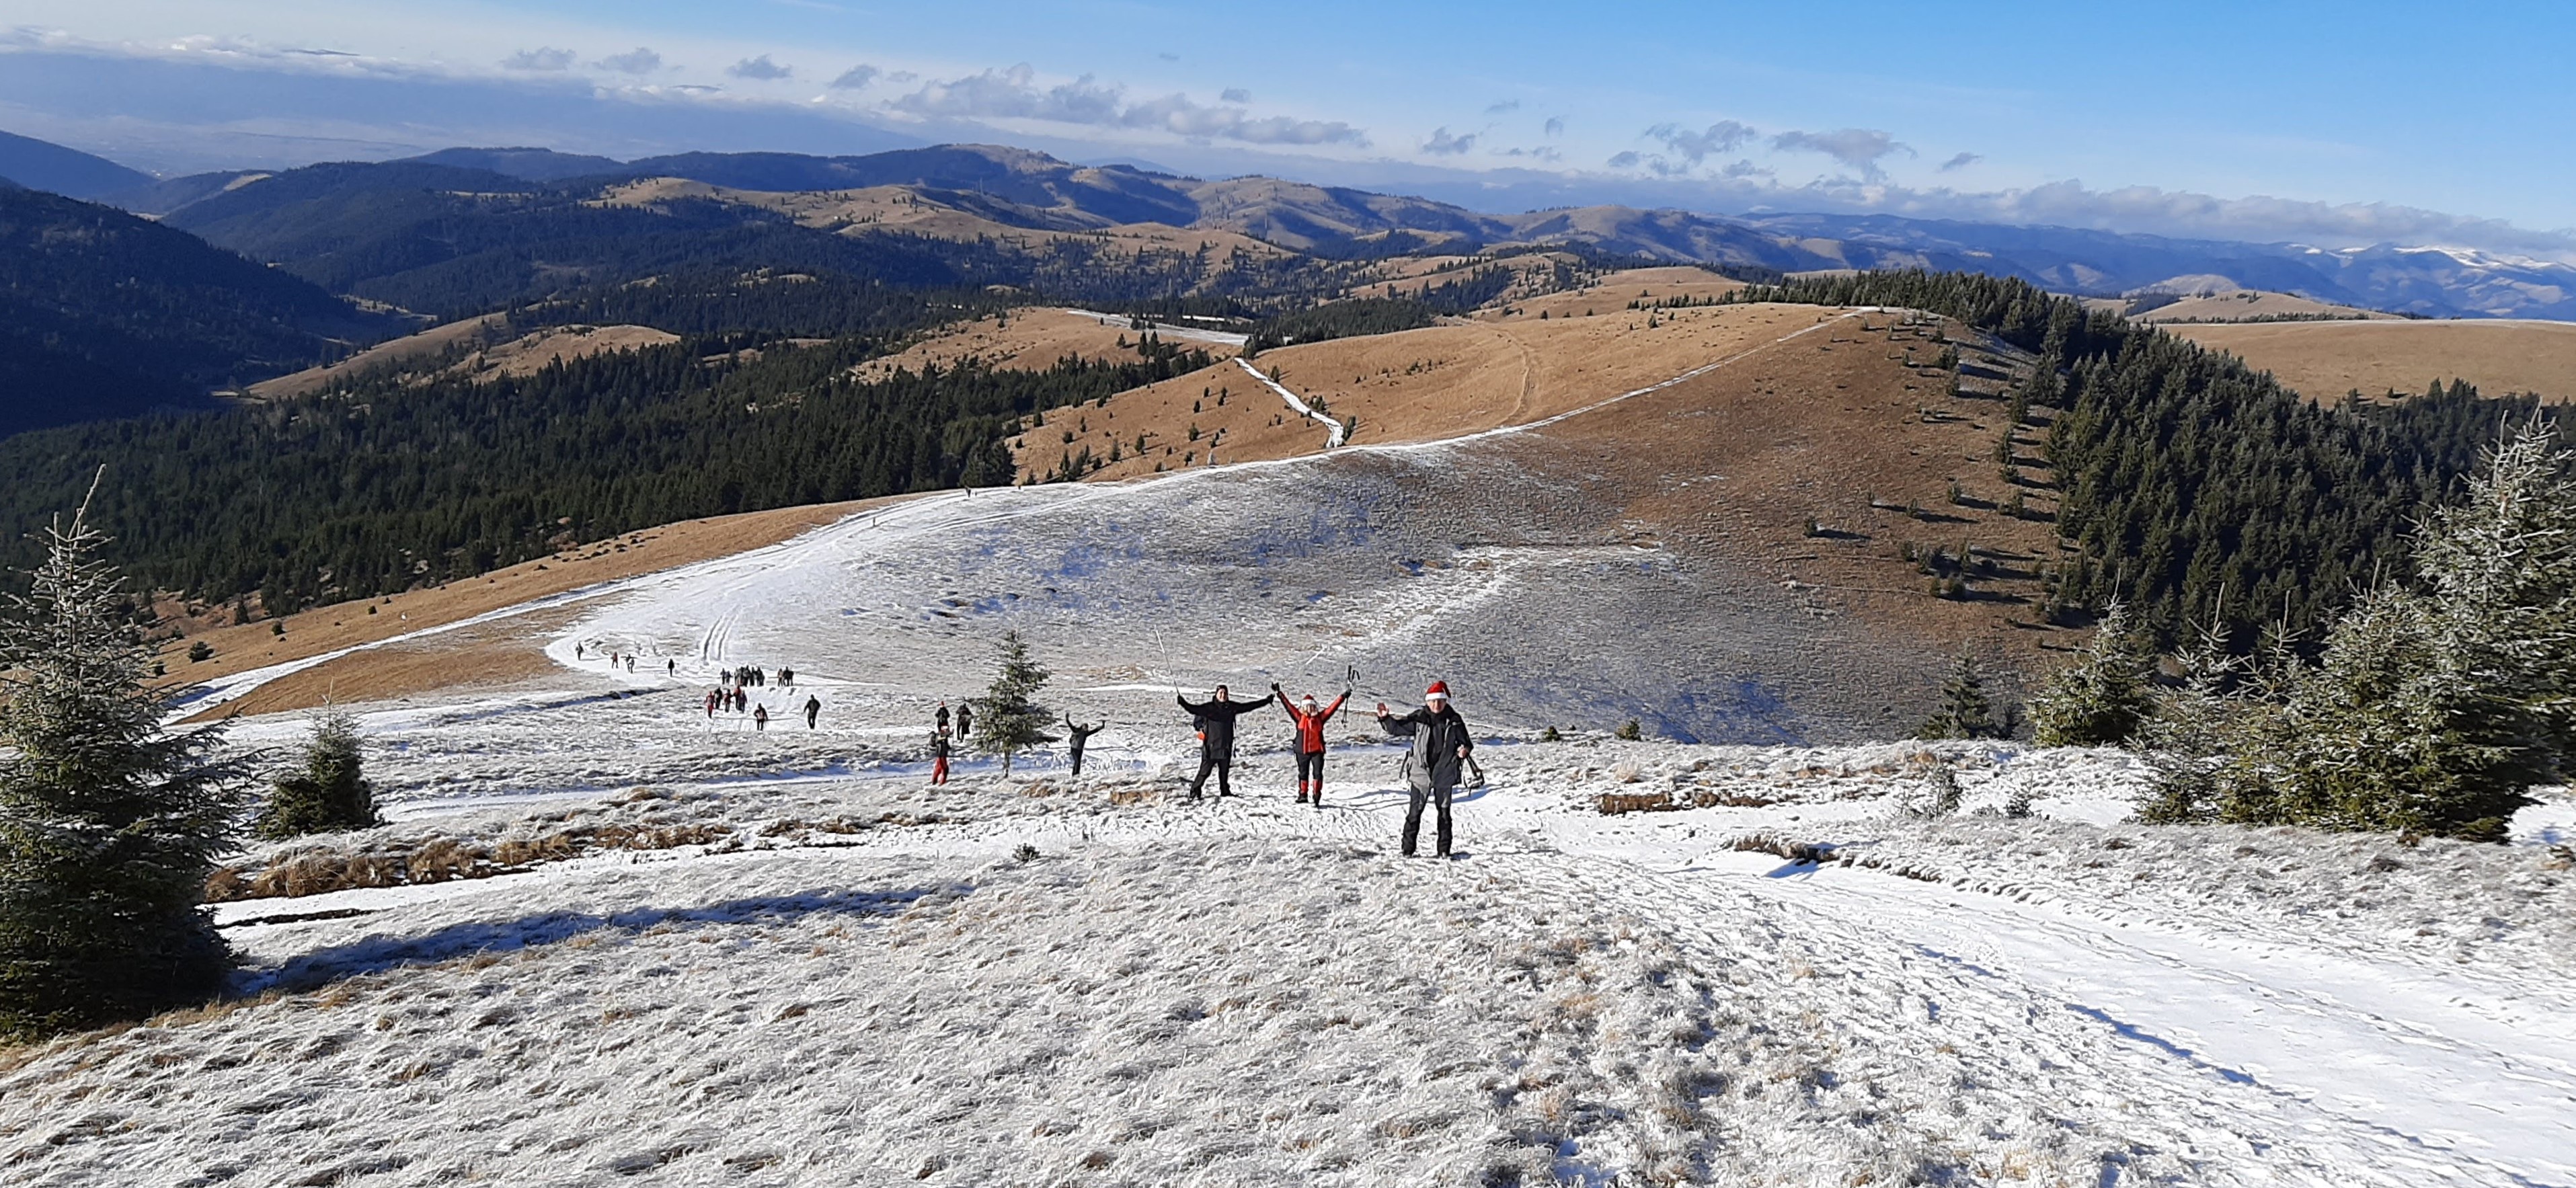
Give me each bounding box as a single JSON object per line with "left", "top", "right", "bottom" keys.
{"left": 7, "top": 714, "right": 2574, "bottom": 1185}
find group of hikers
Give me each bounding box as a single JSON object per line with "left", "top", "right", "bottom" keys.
{"left": 701, "top": 664, "right": 821, "bottom": 732}
{"left": 930, "top": 678, "right": 1475, "bottom": 859}
{"left": 1172, "top": 680, "right": 1473, "bottom": 858}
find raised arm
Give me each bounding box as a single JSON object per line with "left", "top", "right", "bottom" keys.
{"left": 1378, "top": 705, "right": 1421, "bottom": 737}
{"left": 1321, "top": 690, "right": 1350, "bottom": 721}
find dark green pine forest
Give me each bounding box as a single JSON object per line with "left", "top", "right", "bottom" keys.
{"left": 0, "top": 334, "right": 1211, "bottom": 614}
{"left": 1731, "top": 271, "right": 2567, "bottom": 651}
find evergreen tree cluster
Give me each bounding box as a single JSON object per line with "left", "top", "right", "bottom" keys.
{"left": 0, "top": 335, "right": 1210, "bottom": 613}
{"left": 1242, "top": 298, "right": 1440, "bottom": 355}
{"left": 2132, "top": 424, "right": 2576, "bottom": 840}
{"left": 1731, "top": 270, "right": 2567, "bottom": 648}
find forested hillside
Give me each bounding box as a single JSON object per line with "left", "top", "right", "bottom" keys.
{"left": 0, "top": 186, "right": 397, "bottom": 436}
{"left": 1733, "top": 272, "right": 2569, "bottom": 648}
{"left": 0, "top": 335, "right": 1211, "bottom": 612}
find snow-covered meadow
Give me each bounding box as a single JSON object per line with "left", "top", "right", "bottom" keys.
{"left": 18, "top": 430, "right": 2575, "bottom": 1185}
{"left": 7, "top": 705, "right": 2573, "bottom": 1185}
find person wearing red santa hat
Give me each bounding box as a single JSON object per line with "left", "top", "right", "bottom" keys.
{"left": 1377, "top": 680, "right": 1473, "bottom": 858}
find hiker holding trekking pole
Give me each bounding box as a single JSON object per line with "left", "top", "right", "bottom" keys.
{"left": 1378, "top": 681, "right": 1475, "bottom": 859}
{"left": 1274, "top": 682, "right": 1350, "bottom": 806}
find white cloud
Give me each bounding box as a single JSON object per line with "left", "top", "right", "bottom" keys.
{"left": 1485, "top": 100, "right": 1520, "bottom": 115}
{"left": 1423, "top": 126, "right": 1476, "bottom": 156}
{"left": 1769, "top": 127, "right": 1912, "bottom": 180}
{"left": 1937, "top": 151, "right": 1980, "bottom": 173}
{"left": 502, "top": 47, "right": 575, "bottom": 72}
{"left": 1606, "top": 150, "right": 1642, "bottom": 169}
{"left": 1646, "top": 120, "right": 1757, "bottom": 167}
{"left": 1221, "top": 87, "right": 1251, "bottom": 103}
{"left": 1543, "top": 116, "right": 1565, "bottom": 138}
{"left": 728, "top": 55, "right": 793, "bottom": 81}
{"left": 890, "top": 64, "right": 1366, "bottom": 147}
{"left": 830, "top": 64, "right": 879, "bottom": 90}
{"left": 595, "top": 47, "right": 663, "bottom": 75}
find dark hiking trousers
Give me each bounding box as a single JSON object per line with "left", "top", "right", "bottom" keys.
{"left": 1069, "top": 747, "right": 1087, "bottom": 777}
{"left": 1403, "top": 782, "right": 1455, "bottom": 857}
{"left": 1189, "top": 751, "right": 1234, "bottom": 798}
{"left": 1296, "top": 751, "right": 1325, "bottom": 797}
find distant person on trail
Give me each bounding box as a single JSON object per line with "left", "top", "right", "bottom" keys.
{"left": 752, "top": 703, "right": 769, "bottom": 731}
{"left": 626, "top": 655, "right": 636, "bottom": 673}
{"left": 576, "top": 643, "right": 585, "bottom": 661}
{"left": 1177, "top": 684, "right": 1274, "bottom": 799}
{"left": 705, "top": 689, "right": 720, "bottom": 719}
{"left": 931, "top": 728, "right": 952, "bottom": 785}
{"left": 1063, "top": 713, "right": 1104, "bottom": 777}
{"left": 1378, "top": 681, "right": 1473, "bottom": 859}
{"left": 1274, "top": 682, "right": 1351, "bottom": 806}
{"left": 666, "top": 658, "right": 676, "bottom": 677}
{"left": 936, "top": 701, "right": 951, "bottom": 734}
{"left": 804, "top": 695, "right": 822, "bottom": 729}
{"left": 781, "top": 667, "right": 795, "bottom": 688}
{"left": 955, "top": 703, "right": 973, "bottom": 740}
{"left": 732, "top": 686, "right": 748, "bottom": 713}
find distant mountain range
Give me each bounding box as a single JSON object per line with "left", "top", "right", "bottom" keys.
{"left": 4, "top": 136, "right": 2544, "bottom": 321}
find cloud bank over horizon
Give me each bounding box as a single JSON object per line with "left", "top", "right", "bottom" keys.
{"left": 1, "top": 23, "right": 2568, "bottom": 262}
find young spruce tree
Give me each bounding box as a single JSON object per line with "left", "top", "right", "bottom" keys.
{"left": 0, "top": 493, "right": 241, "bottom": 1038}
{"left": 2028, "top": 601, "right": 2156, "bottom": 747}
{"left": 254, "top": 709, "right": 379, "bottom": 840}
{"left": 974, "top": 631, "right": 1053, "bottom": 777}
{"left": 1918, "top": 652, "right": 1998, "bottom": 740}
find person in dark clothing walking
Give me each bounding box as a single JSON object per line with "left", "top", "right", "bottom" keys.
{"left": 1274, "top": 683, "right": 1350, "bottom": 806}
{"left": 1177, "top": 684, "right": 1273, "bottom": 799}
{"left": 752, "top": 703, "right": 769, "bottom": 731}
{"left": 955, "top": 703, "right": 973, "bottom": 739}
{"left": 804, "top": 695, "right": 822, "bottom": 729}
{"left": 732, "top": 686, "right": 748, "bottom": 713}
{"left": 1378, "top": 681, "right": 1473, "bottom": 858}
{"left": 931, "top": 728, "right": 951, "bottom": 785}
{"left": 936, "top": 701, "right": 951, "bottom": 733}
{"left": 1063, "top": 713, "right": 1104, "bottom": 777}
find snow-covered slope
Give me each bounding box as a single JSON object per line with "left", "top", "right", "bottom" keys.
{"left": 7, "top": 721, "right": 2571, "bottom": 1185}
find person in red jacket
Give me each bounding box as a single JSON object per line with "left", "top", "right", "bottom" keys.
{"left": 1272, "top": 682, "right": 1350, "bottom": 806}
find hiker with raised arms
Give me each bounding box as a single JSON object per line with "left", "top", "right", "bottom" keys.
{"left": 1063, "top": 713, "right": 1105, "bottom": 777}
{"left": 1378, "top": 681, "right": 1473, "bottom": 858}
{"left": 1273, "top": 682, "right": 1350, "bottom": 806}
{"left": 1177, "top": 684, "right": 1272, "bottom": 800}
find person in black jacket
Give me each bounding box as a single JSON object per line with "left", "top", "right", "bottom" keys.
{"left": 1177, "top": 684, "right": 1273, "bottom": 799}
{"left": 1378, "top": 680, "right": 1473, "bottom": 858}
{"left": 1064, "top": 713, "right": 1105, "bottom": 777}
{"left": 955, "top": 702, "right": 974, "bottom": 739}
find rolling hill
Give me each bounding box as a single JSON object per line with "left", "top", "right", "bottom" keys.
{"left": 2162, "top": 318, "right": 2576, "bottom": 403}
{"left": 0, "top": 127, "right": 151, "bottom": 198}
{"left": 0, "top": 186, "right": 402, "bottom": 436}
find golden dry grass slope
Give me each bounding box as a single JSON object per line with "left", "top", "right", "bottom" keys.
{"left": 1011, "top": 297, "right": 2068, "bottom": 670}
{"left": 2161, "top": 319, "right": 2576, "bottom": 402}
{"left": 248, "top": 319, "right": 680, "bottom": 399}
{"left": 161, "top": 498, "right": 917, "bottom": 719}
{"left": 850, "top": 307, "right": 1236, "bottom": 383}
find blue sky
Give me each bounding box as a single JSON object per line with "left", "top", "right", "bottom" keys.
{"left": 3, "top": 0, "right": 2569, "bottom": 254}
